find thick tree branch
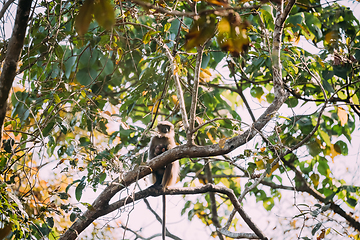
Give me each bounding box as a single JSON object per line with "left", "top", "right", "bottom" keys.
{"left": 0, "top": 0, "right": 32, "bottom": 145}
{"left": 101, "top": 184, "right": 267, "bottom": 240}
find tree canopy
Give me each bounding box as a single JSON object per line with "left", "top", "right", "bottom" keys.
{"left": 0, "top": 0, "right": 359, "bottom": 239}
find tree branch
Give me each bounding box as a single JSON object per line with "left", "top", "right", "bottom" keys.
{"left": 204, "top": 160, "right": 224, "bottom": 240}
{"left": 0, "top": 0, "right": 15, "bottom": 20}
{"left": 0, "top": 0, "right": 33, "bottom": 146}
{"left": 102, "top": 184, "right": 267, "bottom": 239}
{"left": 282, "top": 160, "right": 360, "bottom": 232}
{"left": 188, "top": 46, "right": 204, "bottom": 143}
{"left": 155, "top": 36, "right": 190, "bottom": 132}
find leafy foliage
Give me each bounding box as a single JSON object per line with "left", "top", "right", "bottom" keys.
{"left": 0, "top": 0, "right": 359, "bottom": 239}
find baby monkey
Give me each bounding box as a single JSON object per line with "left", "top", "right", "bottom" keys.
{"left": 148, "top": 121, "right": 179, "bottom": 240}
{"left": 148, "top": 121, "right": 179, "bottom": 188}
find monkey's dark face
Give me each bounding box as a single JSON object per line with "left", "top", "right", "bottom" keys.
{"left": 157, "top": 125, "right": 171, "bottom": 134}
{"left": 156, "top": 121, "right": 174, "bottom": 137}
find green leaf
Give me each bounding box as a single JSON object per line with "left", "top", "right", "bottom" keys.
{"left": 46, "top": 217, "right": 54, "bottom": 228}
{"left": 201, "top": 53, "right": 210, "bottom": 69}
{"left": 333, "top": 65, "right": 349, "bottom": 80}
{"left": 75, "top": 180, "right": 86, "bottom": 201}
{"left": 334, "top": 140, "right": 348, "bottom": 156}
{"left": 70, "top": 212, "right": 77, "bottom": 222}
{"left": 318, "top": 129, "right": 331, "bottom": 146}
{"left": 76, "top": 68, "right": 98, "bottom": 86}
{"left": 285, "top": 97, "right": 298, "bottom": 108}
{"left": 285, "top": 12, "right": 304, "bottom": 32}
{"left": 266, "top": 93, "right": 274, "bottom": 103}
{"left": 304, "top": 12, "right": 322, "bottom": 40}
{"left": 346, "top": 197, "right": 357, "bottom": 207}
{"left": 99, "top": 172, "right": 106, "bottom": 184}
{"left": 318, "top": 158, "right": 329, "bottom": 176}
{"left": 54, "top": 93, "right": 61, "bottom": 104}
{"left": 322, "top": 79, "right": 334, "bottom": 93}
{"left": 311, "top": 222, "right": 322, "bottom": 235}
{"left": 321, "top": 203, "right": 331, "bottom": 212}
{"left": 43, "top": 122, "right": 55, "bottom": 137}
{"left": 79, "top": 137, "right": 91, "bottom": 147}
{"left": 307, "top": 141, "right": 321, "bottom": 157}
{"left": 250, "top": 86, "right": 264, "bottom": 99}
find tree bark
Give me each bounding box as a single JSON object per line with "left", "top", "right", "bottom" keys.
{"left": 0, "top": 0, "right": 33, "bottom": 145}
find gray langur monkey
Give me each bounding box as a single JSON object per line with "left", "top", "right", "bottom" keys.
{"left": 148, "top": 121, "right": 179, "bottom": 188}
{"left": 148, "top": 121, "right": 179, "bottom": 240}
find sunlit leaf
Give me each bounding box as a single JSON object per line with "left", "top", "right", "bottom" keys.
{"left": 216, "top": 12, "right": 249, "bottom": 56}
{"left": 318, "top": 129, "right": 330, "bottom": 146}
{"left": 337, "top": 107, "right": 348, "bottom": 126}
{"left": 324, "top": 31, "right": 338, "bottom": 44}
{"left": 185, "top": 14, "right": 217, "bottom": 51}
{"left": 75, "top": 0, "right": 95, "bottom": 36}
{"left": 94, "top": 0, "right": 115, "bottom": 31}
{"left": 310, "top": 173, "right": 319, "bottom": 187}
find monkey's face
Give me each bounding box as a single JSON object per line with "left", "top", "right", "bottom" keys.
{"left": 158, "top": 125, "right": 171, "bottom": 134}
{"left": 156, "top": 121, "right": 174, "bottom": 137}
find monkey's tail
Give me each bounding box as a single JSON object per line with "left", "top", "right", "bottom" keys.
{"left": 162, "top": 194, "right": 166, "bottom": 240}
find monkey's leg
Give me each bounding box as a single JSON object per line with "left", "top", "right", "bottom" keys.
{"left": 161, "top": 161, "right": 180, "bottom": 188}
{"left": 150, "top": 168, "right": 165, "bottom": 188}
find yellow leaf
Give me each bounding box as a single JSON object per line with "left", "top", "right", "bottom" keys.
{"left": 351, "top": 94, "right": 359, "bottom": 105}
{"left": 199, "top": 68, "right": 212, "bottom": 82}
{"left": 218, "top": 17, "right": 231, "bottom": 33}
{"left": 219, "top": 138, "right": 227, "bottom": 148}
{"left": 220, "top": 177, "right": 230, "bottom": 188}
{"left": 206, "top": 132, "right": 216, "bottom": 144}
{"left": 185, "top": 15, "right": 217, "bottom": 51}
{"left": 310, "top": 173, "right": 319, "bottom": 187}
{"left": 205, "top": 0, "right": 230, "bottom": 7}
{"left": 255, "top": 159, "right": 265, "bottom": 170}
{"left": 195, "top": 116, "right": 204, "bottom": 125}
{"left": 54, "top": 93, "right": 61, "bottom": 104}
{"left": 148, "top": 101, "right": 160, "bottom": 112}
{"left": 325, "top": 31, "right": 338, "bottom": 44}
{"left": 329, "top": 144, "right": 340, "bottom": 162}
{"left": 171, "top": 95, "right": 178, "bottom": 105}
{"left": 337, "top": 106, "right": 348, "bottom": 126}
{"left": 316, "top": 55, "right": 325, "bottom": 68}
{"left": 103, "top": 111, "right": 111, "bottom": 116}
{"left": 75, "top": 0, "right": 95, "bottom": 36}
{"left": 267, "top": 161, "right": 279, "bottom": 177}
{"left": 278, "top": 115, "right": 291, "bottom": 120}
{"left": 94, "top": 0, "right": 115, "bottom": 31}
{"left": 290, "top": 220, "right": 296, "bottom": 228}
